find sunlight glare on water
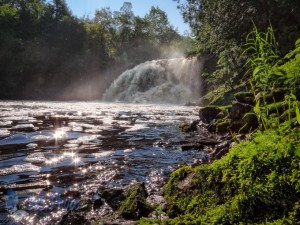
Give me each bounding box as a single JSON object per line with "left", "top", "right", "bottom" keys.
{"left": 0, "top": 101, "right": 203, "bottom": 224}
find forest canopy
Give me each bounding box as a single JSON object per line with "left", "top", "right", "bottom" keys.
{"left": 0, "top": 0, "right": 190, "bottom": 100}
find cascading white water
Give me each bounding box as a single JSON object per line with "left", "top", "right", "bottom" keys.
{"left": 103, "top": 58, "right": 203, "bottom": 104}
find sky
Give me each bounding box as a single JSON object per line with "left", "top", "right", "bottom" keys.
{"left": 65, "top": 0, "right": 190, "bottom": 34}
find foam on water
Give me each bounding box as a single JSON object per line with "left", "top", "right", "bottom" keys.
{"left": 103, "top": 58, "right": 203, "bottom": 104}
{"left": 0, "top": 163, "right": 40, "bottom": 175}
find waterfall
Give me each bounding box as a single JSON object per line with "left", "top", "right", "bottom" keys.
{"left": 102, "top": 58, "right": 203, "bottom": 104}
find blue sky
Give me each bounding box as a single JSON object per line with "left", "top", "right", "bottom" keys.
{"left": 65, "top": 0, "right": 190, "bottom": 34}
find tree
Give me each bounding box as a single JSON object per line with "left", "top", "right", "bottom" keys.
{"left": 175, "top": 0, "right": 300, "bottom": 90}
{"left": 145, "top": 6, "right": 180, "bottom": 45}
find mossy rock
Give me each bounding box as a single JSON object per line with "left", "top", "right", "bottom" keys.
{"left": 210, "top": 89, "right": 235, "bottom": 106}
{"left": 101, "top": 188, "right": 126, "bottom": 211}
{"left": 228, "top": 113, "right": 258, "bottom": 133}
{"left": 180, "top": 120, "right": 199, "bottom": 132}
{"left": 265, "top": 89, "right": 288, "bottom": 104}
{"left": 216, "top": 117, "right": 231, "bottom": 133}
{"left": 199, "top": 106, "right": 224, "bottom": 124}
{"left": 163, "top": 126, "right": 300, "bottom": 224}
{"left": 229, "top": 102, "right": 253, "bottom": 121}
{"left": 234, "top": 91, "right": 254, "bottom": 105}
{"left": 119, "top": 183, "right": 153, "bottom": 220}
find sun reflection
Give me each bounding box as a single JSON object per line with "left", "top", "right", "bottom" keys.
{"left": 53, "top": 130, "right": 66, "bottom": 139}
{"left": 73, "top": 157, "right": 80, "bottom": 164}
{"left": 63, "top": 152, "right": 76, "bottom": 157}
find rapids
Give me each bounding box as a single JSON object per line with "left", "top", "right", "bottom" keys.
{"left": 103, "top": 58, "right": 202, "bottom": 104}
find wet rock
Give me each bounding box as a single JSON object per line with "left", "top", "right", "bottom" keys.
{"left": 101, "top": 188, "right": 126, "bottom": 211}
{"left": 229, "top": 102, "right": 253, "bottom": 120}
{"left": 197, "top": 137, "right": 220, "bottom": 145}
{"left": 180, "top": 120, "right": 199, "bottom": 132}
{"left": 59, "top": 211, "right": 89, "bottom": 225}
{"left": 146, "top": 195, "right": 167, "bottom": 208}
{"left": 119, "top": 183, "right": 153, "bottom": 220}
{"left": 181, "top": 143, "right": 203, "bottom": 151}
{"left": 78, "top": 199, "right": 93, "bottom": 212}
{"left": 93, "top": 196, "right": 104, "bottom": 210}
{"left": 199, "top": 106, "right": 222, "bottom": 124}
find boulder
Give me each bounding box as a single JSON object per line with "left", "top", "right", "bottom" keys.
{"left": 101, "top": 188, "right": 126, "bottom": 211}
{"left": 266, "top": 89, "right": 287, "bottom": 103}
{"left": 199, "top": 106, "right": 223, "bottom": 124}
{"left": 229, "top": 102, "right": 253, "bottom": 120}
{"left": 234, "top": 92, "right": 255, "bottom": 105}
{"left": 180, "top": 120, "right": 199, "bottom": 132}
{"left": 229, "top": 113, "right": 258, "bottom": 133}
{"left": 119, "top": 183, "right": 153, "bottom": 220}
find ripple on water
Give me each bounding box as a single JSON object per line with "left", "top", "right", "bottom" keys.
{"left": 0, "top": 163, "right": 40, "bottom": 175}
{"left": 0, "top": 129, "right": 10, "bottom": 137}
{"left": 0, "top": 133, "right": 29, "bottom": 145}
{"left": 31, "top": 134, "right": 52, "bottom": 141}
{"left": 93, "top": 151, "right": 115, "bottom": 158}
{"left": 68, "top": 135, "right": 102, "bottom": 145}
{"left": 26, "top": 143, "right": 38, "bottom": 149}
{"left": 24, "top": 153, "right": 47, "bottom": 163}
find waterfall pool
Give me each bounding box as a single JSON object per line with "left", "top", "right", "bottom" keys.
{"left": 0, "top": 101, "right": 204, "bottom": 224}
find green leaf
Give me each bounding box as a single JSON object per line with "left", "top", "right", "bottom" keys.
{"left": 295, "top": 104, "right": 300, "bottom": 125}
{"left": 270, "top": 71, "right": 283, "bottom": 76}
{"left": 252, "top": 67, "right": 261, "bottom": 76}
{"left": 290, "top": 93, "right": 296, "bottom": 100}
{"left": 254, "top": 100, "right": 261, "bottom": 114}
{"left": 294, "top": 148, "right": 300, "bottom": 157}
{"left": 296, "top": 38, "right": 300, "bottom": 48}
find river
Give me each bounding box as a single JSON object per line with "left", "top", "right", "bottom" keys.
{"left": 0, "top": 101, "right": 204, "bottom": 224}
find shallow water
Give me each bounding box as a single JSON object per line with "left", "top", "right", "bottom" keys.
{"left": 0, "top": 101, "right": 203, "bottom": 224}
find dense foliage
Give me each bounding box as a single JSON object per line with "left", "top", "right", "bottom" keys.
{"left": 175, "top": 0, "right": 300, "bottom": 97}
{"left": 0, "top": 0, "right": 189, "bottom": 100}
{"left": 161, "top": 126, "right": 300, "bottom": 225}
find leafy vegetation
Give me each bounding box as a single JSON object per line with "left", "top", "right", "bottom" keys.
{"left": 159, "top": 125, "right": 300, "bottom": 224}
{"left": 175, "top": 0, "right": 300, "bottom": 100}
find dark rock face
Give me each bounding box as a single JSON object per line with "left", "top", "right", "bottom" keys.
{"left": 229, "top": 102, "right": 253, "bottom": 120}
{"left": 180, "top": 120, "right": 199, "bottom": 132}
{"left": 266, "top": 89, "right": 287, "bottom": 103}
{"left": 101, "top": 188, "right": 126, "bottom": 211}
{"left": 199, "top": 106, "right": 223, "bottom": 124}
{"left": 59, "top": 212, "right": 89, "bottom": 225}
{"left": 229, "top": 113, "right": 259, "bottom": 133}
{"left": 235, "top": 92, "right": 255, "bottom": 105}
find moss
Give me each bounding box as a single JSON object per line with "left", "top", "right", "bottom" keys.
{"left": 179, "top": 120, "right": 199, "bottom": 133}
{"left": 119, "top": 183, "right": 153, "bottom": 220}
{"left": 216, "top": 117, "right": 230, "bottom": 133}
{"left": 138, "top": 217, "right": 158, "bottom": 225}
{"left": 163, "top": 126, "right": 300, "bottom": 224}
